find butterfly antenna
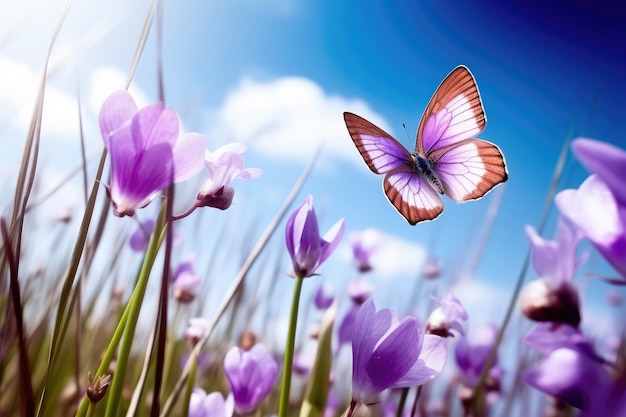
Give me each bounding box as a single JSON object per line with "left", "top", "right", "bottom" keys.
{"left": 402, "top": 123, "right": 412, "bottom": 148}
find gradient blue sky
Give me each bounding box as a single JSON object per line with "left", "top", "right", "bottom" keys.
{"left": 1, "top": 1, "right": 625, "bottom": 329}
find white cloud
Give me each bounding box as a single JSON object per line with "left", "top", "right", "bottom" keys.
{"left": 450, "top": 279, "right": 511, "bottom": 326}
{"left": 207, "top": 76, "right": 392, "bottom": 169}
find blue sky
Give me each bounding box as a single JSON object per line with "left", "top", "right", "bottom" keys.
{"left": 1, "top": 0, "right": 626, "bottom": 332}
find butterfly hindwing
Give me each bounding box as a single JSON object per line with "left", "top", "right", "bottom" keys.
{"left": 384, "top": 168, "right": 444, "bottom": 225}
{"left": 343, "top": 112, "right": 413, "bottom": 174}
{"left": 417, "top": 66, "right": 486, "bottom": 156}
{"left": 429, "top": 139, "right": 508, "bottom": 202}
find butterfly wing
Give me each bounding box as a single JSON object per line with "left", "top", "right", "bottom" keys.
{"left": 344, "top": 112, "right": 443, "bottom": 224}
{"left": 429, "top": 139, "right": 508, "bottom": 202}
{"left": 416, "top": 66, "right": 507, "bottom": 201}
{"left": 344, "top": 112, "right": 413, "bottom": 174}
{"left": 384, "top": 169, "right": 444, "bottom": 224}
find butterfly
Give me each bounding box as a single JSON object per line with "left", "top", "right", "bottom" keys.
{"left": 344, "top": 65, "right": 508, "bottom": 225}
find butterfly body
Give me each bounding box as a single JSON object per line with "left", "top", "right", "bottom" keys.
{"left": 414, "top": 153, "right": 445, "bottom": 195}
{"left": 344, "top": 65, "right": 508, "bottom": 225}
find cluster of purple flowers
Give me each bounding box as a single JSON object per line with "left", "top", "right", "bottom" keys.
{"left": 519, "top": 138, "right": 626, "bottom": 415}
{"left": 101, "top": 89, "right": 625, "bottom": 416}
{"left": 100, "top": 91, "right": 262, "bottom": 218}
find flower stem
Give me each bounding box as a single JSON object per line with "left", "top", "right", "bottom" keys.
{"left": 278, "top": 275, "right": 304, "bottom": 417}
{"left": 396, "top": 387, "right": 409, "bottom": 417}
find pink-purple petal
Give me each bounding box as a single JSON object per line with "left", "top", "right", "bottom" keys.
{"left": 572, "top": 138, "right": 626, "bottom": 204}
{"left": 319, "top": 219, "right": 346, "bottom": 265}
{"left": 391, "top": 334, "right": 446, "bottom": 387}
{"left": 366, "top": 317, "right": 421, "bottom": 392}
{"left": 99, "top": 91, "right": 138, "bottom": 148}
{"left": 172, "top": 132, "right": 205, "bottom": 183}
{"left": 131, "top": 103, "right": 179, "bottom": 149}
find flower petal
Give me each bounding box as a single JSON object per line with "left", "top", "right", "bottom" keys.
{"left": 237, "top": 167, "right": 263, "bottom": 180}
{"left": 131, "top": 103, "right": 179, "bottom": 150}
{"left": 572, "top": 138, "right": 626, "bottom": 205}
{"left": 366, "top": 317, "right": 421, "bottom": 392}
{"left": 318, "top": 218, "right": 346, "bottom": 266}
{"left": 99, "top": 91, "right": 137, "bottom": 148}
{"left": 556, "top": 175, "right": 626, "bottom": 277}
{"left": 173, "top": 132, "right": 205, "bottom": 183}
{"left": 391, "top": 334, "right": 446, "bottom": 387}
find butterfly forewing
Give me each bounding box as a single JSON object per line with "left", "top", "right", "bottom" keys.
{"left": 429, "top": 139, "right": 508, "bottom": 202}
{"left": 344, "top": 112, "right": 413, "bottom": 174}
{"left": 384, "top": 169, "right": 444, "bottom": 225}
{"left": 416, "top": 66, "right": 486, "bottom": 156}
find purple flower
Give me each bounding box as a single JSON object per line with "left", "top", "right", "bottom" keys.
{"left": 454, "top": 324, "right": 500, "bottom": 389}
{"left": 285, "top": 195, "right": 345, "bottom": 278}
{"left": 521, "top": 323, "right": 612, "bottom": 412}
{"left": 571, "top": 138, "right": 626, "bottom": 205}
{"left": 99, "top": 91, "right": 205, "bottom": 216}
{"left": 347, "top": 279, "right": 374, "bottom": 304}
{"left": 521, "top": 221, "right": 582, "bottom": 326}
{"left": 223, "top": 343, "right": 279, "bottom": 414}
{"left": 556, "top": 175, "right": 626, "bottom": 280}
{"left": 129, "top": 219, "right": 156, "bottom": 251}
{"left": 338, "top": 303, "right": 359, "bottom": 348}
{"left": 351, "top": 299, "right": 446, "bottom": 405}
{"left": 184, "top": 318, "right": 211, "bottom": 347}
{"left": 197, "top": 143, "right": 262, "bottom": 210}
{"left": 172, "top": 253, "right": 201, "bottom": 303}
{"left": 314, "top": 281, "right": 335, "bottom": 310}
{"left": 349, "top": 229, "right": 380, "bottom": 273}
{"left": 425, "top": 294, "right": 468, "bottom": 338}
{"left": 189, "top": 388, "right": 234, "bottom": 417}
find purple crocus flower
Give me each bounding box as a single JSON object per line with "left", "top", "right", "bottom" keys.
{"left": 349, "top": 229, "right": 380, "bottom": 273}
{"left": 350, "top": 298, "right": 446, "bottom": 405}
{"left": 521, "top": 221, "right": 582, "bottom": 326}
{"left": 196, "top": 143, "right": 262, "bottom": 210}
{"left": 285, "top": 195, "right": 345, "bottom": 278}
{"left": 556, "top": 174, "right": 626, "bottom": 280}
{"left": 425, "top": 294, "right": 468, "bottom": 338}
{"left": 99, "top": 91, "right": 205, "bottom": 216}
{"left": 223, "top": 343, "right": 279, "bottom": 414}
{"left": 521, "top": 323, "right": 612, "bottom": 412}
{"left": 172, "top": 254, "right": 201, "bottom": 303}
{"left": 454, "top": 324, "right": 500, "bottom": 389}
{"left": 129, "top": 219, "right": 156, "bottom": 251}
{"left": 189, "top": 388, "right": 234, "bottom": 417}
{"left": 314, "top": 281, "right": 335, "bottom": 310}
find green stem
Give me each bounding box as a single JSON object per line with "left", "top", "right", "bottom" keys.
{"left": 396, "top": 387, "right": 409, "bottom": 417}
{"left": 278, "top": 275, "right": 304, "bottom": 417}
{"left": 181, "top": 349, "right": 198, "bottom": 417}
{"left": 103, "top": 209, "right": 166, "bottom": 417}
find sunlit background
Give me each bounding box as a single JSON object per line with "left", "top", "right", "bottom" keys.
{"left": 1, "top": 0, "right": 625, "bottom": 369}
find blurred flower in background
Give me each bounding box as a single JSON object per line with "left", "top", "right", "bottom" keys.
{"left": 223, "top": 343, "right": 279, "bottom": 414}
{"left": 521, "top": 221, "right": 582, "bottom": 327}
{"left": 556, "top": 138, "right": 626, "bottom": 281}
{"left": 189, "top": 388, "right": 234, "bottom": 417}
{"left": 426, "top": 293, "right": 468, "bottom": 338}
